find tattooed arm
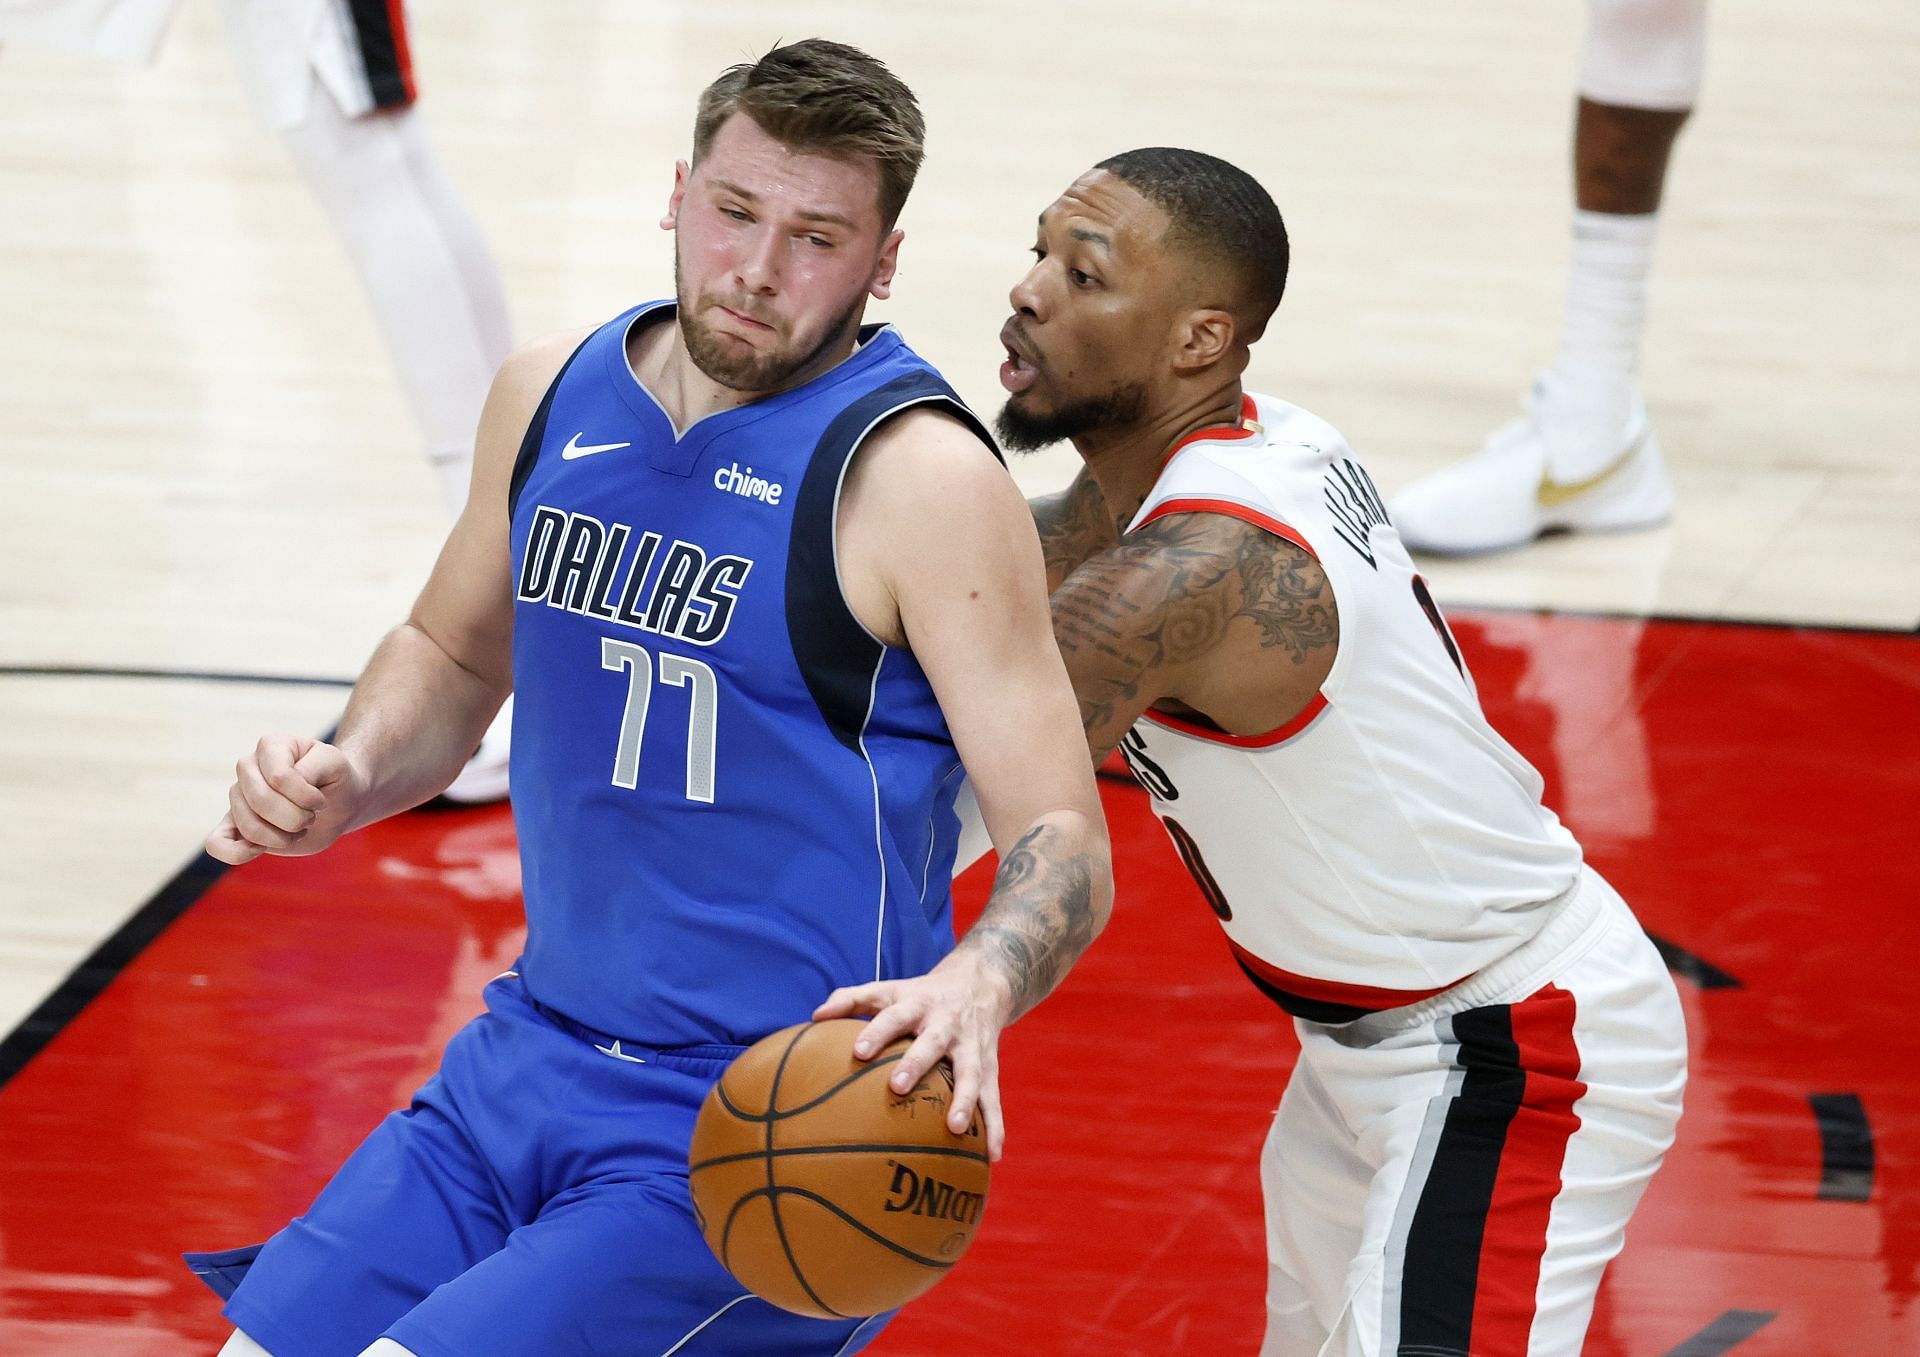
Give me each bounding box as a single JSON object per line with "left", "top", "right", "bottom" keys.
{"left": 948, "top": 821, "right": 1101, "bottom": 1023}
{"left": 815, "top": 410, "right": 1113, "bottom": 1159}
{"left": 1052, "top": 511, "right": 1340, "bottom": 762}
{"left": 1029, "top": 465, "right": 1116, "bottom": 594}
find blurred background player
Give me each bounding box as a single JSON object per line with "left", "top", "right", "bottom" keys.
{"left": 0, "top": 0, "right": 515, "bottom": 798}
{"left": 1390, "top": 0, "right": 1708, "bottom": 553}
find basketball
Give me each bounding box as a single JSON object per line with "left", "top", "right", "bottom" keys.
{"left": 688, "top": 1018, "right": 992, "bottom": 1318}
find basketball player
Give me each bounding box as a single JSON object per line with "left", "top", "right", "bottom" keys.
{"left": 1391, "top": 0, "right": 1708, "bottom": 552}
{"left": 1, "top": 0, "right": 515, "bottom": 798}
{"left": 996, "top": 150, "right": 1686, "bottom": 1354}
{"left": 187, "top": 41, "right": 1112, "bottom": 1357}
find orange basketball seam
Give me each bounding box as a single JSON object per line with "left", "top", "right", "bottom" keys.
{"left": 714, "top": 1050, "right": 910, "bottom": 1123}
{"left": 718, "top": 1190, "right": 851, "bottom": 1316}
{"left": 731, "top": 1184, "right": 961, "bottom": 1272}
{"left": 689, "top": 1143, "right": 991, "bottom": 1174}
{"left": 764, "top": 1023, "right": 847, "bottom": 1319}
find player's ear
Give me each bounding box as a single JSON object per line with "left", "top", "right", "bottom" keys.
{"left": 662, "top": 160, "right": 691, "bottom": 231}
{"left": 868, "top": 228, "right": 904, "bottom": 300}
{"left": 1171, "top": 307, "right": 1236, "bottom": 374}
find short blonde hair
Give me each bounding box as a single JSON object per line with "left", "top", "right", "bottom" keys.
{"left": 692, "top": 40, "right": 926, "bottom": 228}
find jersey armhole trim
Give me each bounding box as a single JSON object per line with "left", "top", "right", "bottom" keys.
{"left": 829, "top": 394, "right": 1001, "bottom": 653}
{"left": 505, "top": 333, "right": 597, "bottom": 521}
{"left": 1133, "top": 495, "right": 1319, "bottom": 561}
{"left": 1142, "top": 692, "right": 1329, "bottom": 750}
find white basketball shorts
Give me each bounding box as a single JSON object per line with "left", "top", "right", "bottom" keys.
{"left": 1261, "top": 867, "right": 1686, "bottom": 1356}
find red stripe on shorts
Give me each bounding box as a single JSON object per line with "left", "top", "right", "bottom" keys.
{"left": 1468, "top": 983, "right": 1587, "bottom": 1354}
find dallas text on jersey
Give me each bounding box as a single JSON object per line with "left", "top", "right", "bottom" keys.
{"left": 518, "top": 504, "right": 754, "bottom": 648}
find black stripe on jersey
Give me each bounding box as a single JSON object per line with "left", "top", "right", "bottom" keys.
{"left": 786, "top": 368, "right": 996, "bottom": 753}
{"left": 346, "top": 0, "right": 413, "bottom": 109}
{"left": 1231, "top": 957, "right": 1373, "bottom": 1025}
{"left": 1397, "top": 1004, "right": 1525, "bottom": 1354}
{"left": 506, "top": 337, "right": 594, "bottom": 522}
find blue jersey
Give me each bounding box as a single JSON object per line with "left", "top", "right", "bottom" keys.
{"left": 505, "top": 302, "right": 996, "bottom": 1047}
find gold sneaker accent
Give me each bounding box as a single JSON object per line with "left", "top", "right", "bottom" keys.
{"left": 1535, "top": 426, "right": 1650, "bottom": 509}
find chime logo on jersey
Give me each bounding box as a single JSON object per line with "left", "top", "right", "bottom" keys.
{"left": 516, "top": 504, "right": 753, "bottom": 646}
{"left": 712, "top": 462, "right": 784, "bottom": 506}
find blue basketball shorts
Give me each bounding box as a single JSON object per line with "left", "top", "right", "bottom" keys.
{"left": 184, "top": 971, "right": 890, "bottom": 1357}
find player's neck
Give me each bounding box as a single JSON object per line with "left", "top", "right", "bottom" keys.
{"left": 629, "top": 312, "right": 862, "bottom": 433}
{"left": 1074, "top": 383, "right": 1246, "bottom": 532}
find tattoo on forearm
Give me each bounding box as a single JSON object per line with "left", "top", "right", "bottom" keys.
{"left": 1052, "top": 513, "right": 1337, "bottom": 737}
{"left": 959, "top": 823, "right": 1098, "bottom": 1017}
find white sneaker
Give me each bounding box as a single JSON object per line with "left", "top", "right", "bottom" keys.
{"left": 439, "top": 697, "right": 512, "bottom": 805}
{"left": 1390, "top": 380, "right": 1674, "bottom": 555}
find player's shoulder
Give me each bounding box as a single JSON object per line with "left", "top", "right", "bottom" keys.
{"left": 842, "top": 406, "right": 1031, "bottom": 567}
{"left": 497, "top": 324, "right": 597, "bottom": 402}
{"left": 862, "top": 402, "right": 994, "bottom": 458}
{"left": 855, "top": 405, "right": 1008, "bottom": 504}
{"left": 1120, "top": 502, "right": 1283, "bottom": 571}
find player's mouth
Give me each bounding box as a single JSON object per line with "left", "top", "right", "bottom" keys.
{"left": 716, "top": 304, "right": 776, "bottom": 334}
{"left": 999, "top": 318, "right": 1040, "bottom": 395}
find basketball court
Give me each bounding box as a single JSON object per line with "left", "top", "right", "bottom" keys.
{"left": 1, "top": 2, "right": 1914, "bottom": 1353}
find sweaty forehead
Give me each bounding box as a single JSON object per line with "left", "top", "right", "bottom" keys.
{"left": 1040, "top": 170, "right": 1170, "bottom": 257}
{"left": 699, "top": 113, "right": 883, "bottom": 227}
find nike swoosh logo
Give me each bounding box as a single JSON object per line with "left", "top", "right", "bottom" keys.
{"left": 562, "top": 433, "right": 632, "bottom": 461}
{"left": 1536, "top": 426, "right": 1649, "bottom": 508}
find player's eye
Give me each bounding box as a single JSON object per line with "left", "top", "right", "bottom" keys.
{"left": 721, "top": 207, "right": 751, "bottom": 222}
{"left": 1069, "top": 268, "right": 1095, "bottom": 288}
{"left": 804, "top": 235, "right": 834, "bottom": 250}
{"left": 1030, "top": 246, "right": 1046, "bottom": 261}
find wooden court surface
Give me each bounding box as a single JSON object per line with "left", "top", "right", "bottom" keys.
{"left": 0, "top": 1, "right": 1915, "bottom": 1352}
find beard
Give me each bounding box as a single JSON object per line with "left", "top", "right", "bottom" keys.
{"left": 676, "top": 251, "right": 865, "bottom": 393}
{"left": 994, "top": 380, "right": 1149, "bottom": 453}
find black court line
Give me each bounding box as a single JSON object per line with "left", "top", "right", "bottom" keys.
{"left": 1810, "top": 1093, "right": 1875, "bottom": 1202}
{"left": 0, "top": 849, "right": 232, "bottom": 1093}
{"left": 0, "top": 664, "right": 355, "bottom": 688}
{"left": 1661, "top": 1309, "right": 1775, "bottom": 1356}
{"left": 1645, "top": 931, "right": 1743, "bottom": 990}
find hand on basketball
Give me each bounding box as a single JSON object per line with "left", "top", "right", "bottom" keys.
{"left": 812, "top": 953, "right": 1013, "bottom": 1161}
{"left": 205, "top": 734, "right": 361, "bottom": 866}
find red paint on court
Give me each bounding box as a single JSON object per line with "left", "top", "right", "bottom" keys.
{"left": 0, "top": 614, "right": 1915, "bottom": 1355}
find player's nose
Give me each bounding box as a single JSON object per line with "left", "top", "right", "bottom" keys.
{"left": 734, "top": 230, "right": 783, "bottom": 295}
{"left": 1008, "top": 263, "right": 1046, "bottom": 322}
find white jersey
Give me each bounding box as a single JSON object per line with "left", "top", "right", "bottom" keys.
{"left": 1119, "top": 393, "right": 1583, "bottom": 1023}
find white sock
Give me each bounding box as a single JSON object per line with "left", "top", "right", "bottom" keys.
{"left": 277, "top": 81, "right": 514, "bottom": 519}
{"left": 1538, "top": 210, "right": 1660, "bottom": 478}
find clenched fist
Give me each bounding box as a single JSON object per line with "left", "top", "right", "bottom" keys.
{"left": 206, "top": 734, "right": 364, "bottom": 865}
